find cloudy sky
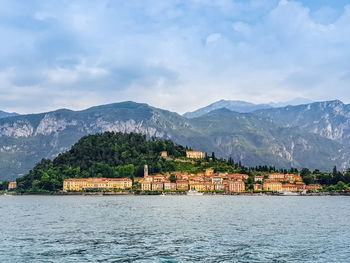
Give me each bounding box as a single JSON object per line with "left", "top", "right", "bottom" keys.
{"left": 1, "top": 0, "right": 350, "bottom": 114}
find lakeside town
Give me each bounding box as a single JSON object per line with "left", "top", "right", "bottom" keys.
{"left": 60, "top": 150, "right": 323, "bottom": 195}
{"left": 3, "top": 148, "right": 350, "bottom": 196}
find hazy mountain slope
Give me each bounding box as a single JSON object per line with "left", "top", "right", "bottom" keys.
{"left": 189, "top": 109, "right": 348, "bottom": 170}
{"left": 0, "top": 110, "right": 19, "bottom": 119}
{"left": 253, "top": 100, "right": 350, "bottom": 144}
{"left": 183, "top": 100, "right": 271, "bottom": 118}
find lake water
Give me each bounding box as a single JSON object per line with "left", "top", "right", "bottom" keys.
{"left": 1, "top": 195, "right": 350, "bottom": 262}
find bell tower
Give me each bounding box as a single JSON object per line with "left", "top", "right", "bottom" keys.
{"left": 144, "top": 165, "right": 148, "bottom": 178}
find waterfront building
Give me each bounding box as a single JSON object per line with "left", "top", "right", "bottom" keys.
{"left": 8, "top": 182, "right": 17, "bottom": 190}
{"left": 295, "top": 182, "right": 306, "bottom": 191}
{"left": 263, "top": 181, "right": 282, "bottom": 192}
{"left": 204, "top": 182, "right": 215, "bottom": 191}
{"left": 164, "top": 180, "right": 171, "bottom": 190}
{"left": 282, "top": 184, "right": 298, "bottom": 192}
{"left": 63, "top": 178, "right": 132, "bottom": 192}
{"left": 224, "top": 182, "right": 230, "bottom": 192}
{"left": 176, "top": 180, "right": 189, "bottom": 191}
{"left": 107, "top": 178, "right": 133, "bottom": 189}
{"left": 229, "top": 181, "right": 245, "bottom": 193}
{"left": 215, "top": 184, "right": 225, "bottom": 191}
{"left": 189, "top": 183, "right": 205, "bottom": 191}
{"left": 152, "top": 182, "right": 164, "bottom": 191}
{"left": 253, "top": 184, "right": 262, "bottom": 191}
{"left": 186, "top": 150, "right": 205, "bottom": 159}
{"left": 170, "top": 183, "right": 177, "bottom": 191}
{"left": 140, "top": 180, "right": 152, "bottom": 191}
{"left": 306, "top": 184, "right": 323, "bottom": 191}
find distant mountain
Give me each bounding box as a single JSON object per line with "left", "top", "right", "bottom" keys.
{"left": 1, "top": 101, "right": 349, "bottom": 181}
{"left": 0, "top": 110, "right": 19, "bottom": 119}
{"left": 183, "top": 98, "right": 315, "bottom": 118}
{"left": 268, "top": 98, "right": 314, "bottom": 108}
{"left": 0, "top": 102, "right": 200, "bottom": 181}
{"left": 183, "top": 100, "right": 272, "bottom": 118}
{"left": 253, "top": 100, "right": 350, "bottom": 144}
{"left": 189, "top": 108, "right": 348, "bottom": 171}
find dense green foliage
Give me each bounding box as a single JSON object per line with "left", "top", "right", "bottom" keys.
{"left": 0, "top": 181, "right": 9, "bottom": 190}
{"left": 299, "top": 167, "right": 350, "bottom": 191}
{"left": 16, "top": 132, "right": 187, "bottom": 192}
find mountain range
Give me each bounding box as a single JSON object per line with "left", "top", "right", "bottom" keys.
{"left": 183, "top": 98, "right": 314, "bottom": 118}
{"left": 1, "top": 99, "right": 349, "bottom": 181}
{"left": 0, "top": 110, "right": 19, "bottom": 119}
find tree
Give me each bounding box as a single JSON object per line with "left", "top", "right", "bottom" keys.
{"left": 332, "top": 166, "right": 337, "bottom": 177}
{"left": 300, "top": 168, "right": 311, "bottom": 178}
{"left": 211, "top": 152, "right": 216, "bottom": 161}
{"left": 335, "top": 181, "right": 346, "bottom": 192}
{"left": 303, "top": 175, "right": 314, "bottom": 185}
{"left": 169, "top": 174, "right": 177, "bottom": 183}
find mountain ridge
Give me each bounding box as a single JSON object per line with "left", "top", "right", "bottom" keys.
{"left": 1, "top": 100, "right": 350, "bottom": 181}
{"left": 0, "top": 110, "right": 19, "bottom": 119}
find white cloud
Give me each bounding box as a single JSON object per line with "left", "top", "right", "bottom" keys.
{"left": 206, "top": 33, "right": 222, "bottom": 44}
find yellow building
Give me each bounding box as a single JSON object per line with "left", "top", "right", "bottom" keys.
{"left": 140, "top": 180, "right": 152, "bottom": 191}
{"left": 282, "top": 184, "right": 298, "bottom": 192}
{"left": 204, "top": 182, "right": 215, "bottom": 191}
{"left": 161, "top": 151, "right": 168, "bottom": 158}
{"left": 306, "top": 184, "right": 323, "bottom": 191}
{"left": 189, "top": 183, "right": 205, "bottom": 191}
{"left": 263, "top": 181, "right": 282, "bottom": 192}
{"left": 152, "top": 183, "right": 164, "bottom": 191}
{"left": 164, "top": 181, "right": 171, "bottom": 190}
{"left": 176, "top": 180, "right": 189, "bottom": 191}
{"left": 229, "top": 181, "right": 245, "bottom": 193}
{"left": 63, "top": 178, "right": 132, "bottom": 192}
{"left": 186, "top": 150, "right": 205, "bottom": 159}
{"left": 253, "top": 184, "right": 262, "bottom": 191}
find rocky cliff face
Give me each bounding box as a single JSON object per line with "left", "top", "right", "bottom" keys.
{"left": 0, "top": 101, "right": 349, "bottom": 181}
{"left": 253, "top": 100, "right": 350, "bottom": 144}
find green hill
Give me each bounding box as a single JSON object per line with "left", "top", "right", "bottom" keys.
{"left": 16, "top": 132, "right": 187, "bottom": 192}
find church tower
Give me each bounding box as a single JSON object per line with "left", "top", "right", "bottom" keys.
{"left": 144, "top": 165, "right": 148, "bottom": 178}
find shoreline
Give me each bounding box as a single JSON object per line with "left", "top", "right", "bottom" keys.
{"left": 2, "top": 191, "right": 350, "bottom": 196}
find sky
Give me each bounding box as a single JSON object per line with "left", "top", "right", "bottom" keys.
{"left": 1, "top": 0, "right": 350, "bottom": 114}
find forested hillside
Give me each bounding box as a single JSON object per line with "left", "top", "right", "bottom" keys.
{"left": 16, "top": 132, "right": 187, "bottom": 191}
